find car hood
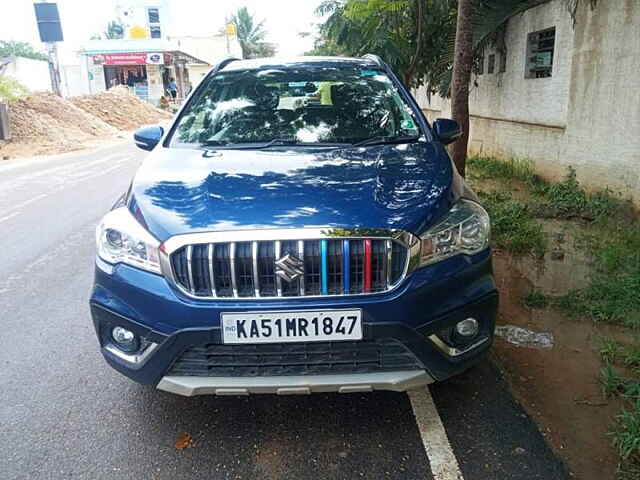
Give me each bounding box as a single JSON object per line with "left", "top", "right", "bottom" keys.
{"left": 128, "top": 143, "right": 456, "bottom": 242}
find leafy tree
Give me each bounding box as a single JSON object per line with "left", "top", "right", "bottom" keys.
{"left": 104, "top": 20, "right": 125, "bottom": 40}
{"left": 253, "top": 42, "right": 277, "bottom": 58}
{"left": 229, "top": 7, "right": 274, "bottom": 59}
{"left": 313, "top": 1, "right": 455, "bottom": 88}
{"left": 315, "top": 0, "right": 600, "bottom": 175}
{"left": 0, "top": 76, "right": 29, "bottom": 102}
{"left": 447, "top": 0, "right": 599, "bottom": 175}
{"left": 0, "top": 41, "right": 47, "bottom": 61}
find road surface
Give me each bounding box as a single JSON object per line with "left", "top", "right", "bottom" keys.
{"left": 0, "top": 143, "right": 569, "bottom": 479}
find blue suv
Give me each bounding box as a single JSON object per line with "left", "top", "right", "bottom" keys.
{"left": 91, "top": 55, "right": 498, "bottom": 396}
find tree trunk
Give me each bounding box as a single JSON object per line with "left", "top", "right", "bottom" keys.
{"left": 404, "top": 0, "right": 424, "bottom": 88}
{"left": 450, "top": 0, "right": 474, "bottom": 177}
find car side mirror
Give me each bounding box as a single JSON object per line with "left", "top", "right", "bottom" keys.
{"left": 433, "top": 118, "right": 462, "bottom": 145}
{"left": 134, "top": 126, "right": 164, "bottom": 151}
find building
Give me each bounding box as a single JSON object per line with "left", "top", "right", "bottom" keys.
{"left": 167, "top": 35, "right": 243, "bottom": 86}
{"left": 75, "top": 38, "right": 211, "bottom": 103}
{"left": 414, "top": 0, "right": 640, "bottom": 205}
{"left": 58, "top": 0, "right": 242, "bottom": 104}
{"left": 0, "top": 56, "right": 51, "bottom": 93}
{"left": 115, "top": 0, "right": 170, "bottom": 40}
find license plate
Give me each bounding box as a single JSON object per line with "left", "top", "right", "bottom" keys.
{"left": 221, "top": 309, "right": 363, "bottom": 344}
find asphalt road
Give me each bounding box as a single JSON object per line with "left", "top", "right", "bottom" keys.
{"left": 0, "top": 143, "right": 570, "bottom": 480}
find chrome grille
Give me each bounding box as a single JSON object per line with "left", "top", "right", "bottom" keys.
{"left": 167, "top": 232, "right": 410, "bottom": 299}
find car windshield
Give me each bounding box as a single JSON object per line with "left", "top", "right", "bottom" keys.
{"left": 169, "top": 65, "right": 422, "bottom": 148}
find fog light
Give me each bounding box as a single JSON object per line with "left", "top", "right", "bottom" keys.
{"left": 111, "top": 326, "right": 138, "bottom": 352}
{"left": 455, "top": 318, "right": 479, "bottom": 338}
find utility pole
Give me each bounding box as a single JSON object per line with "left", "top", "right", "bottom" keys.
{"left": 33, "top": 1, "right": 64, "bottom": 96}
{"left": 46, "top": 40, "right": 62, "bottom": 96}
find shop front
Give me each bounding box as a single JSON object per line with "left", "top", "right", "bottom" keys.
{"left": 90, "top": 51, "right": 169, "bottom": 103}
{"left": 81, "top": 44, "right": 209, "bottom": 105}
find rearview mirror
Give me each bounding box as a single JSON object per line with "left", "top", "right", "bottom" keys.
{"left": 433, "top": 118, "right": 462, "bottom": 145}
{"left": 134, "top": 126, "right": 164, "bottom": 151}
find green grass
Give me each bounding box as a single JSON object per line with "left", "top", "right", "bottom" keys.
{"left": 469, "top": 157, "right": 639, "bottom": 327}
{"left": 600, "top": 337, "right": 640, "bottom": 371}
{"left": 468, "top": 155, "right": 538, "bottom": 183}
{"left": 599, "top": 340, "right": 640, "bottom": 473}
{"left": 601, "top": 337, "right": 624, "bottom": 364}
{"left": 523, "top": 290, "right": 549, "bottom": 309}
{"left": 530, "top": 167, "right": 629, "bottom": 222}
{"left": 478, "top": 190, "right": 547, "bottom": 258}
{"left": 600, "top": 363, "right": 640, "bottom": 470}
{"left": 601, "top": 363, "right": 629, "bottom": 397}
{"left": 614, "top": 400, "right": 640, "bottom": 463}
{"left": 557, "top": 224, "right": 640, "bottom": 328}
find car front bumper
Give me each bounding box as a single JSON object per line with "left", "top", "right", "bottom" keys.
{"left": 90, "top": 249, "right": 498, "bottom": 395}
{"left": 157, "top": 370, "right": 433, "bottom": 396}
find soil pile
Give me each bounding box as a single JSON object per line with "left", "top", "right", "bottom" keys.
{"left": 1, "top": 93, "right": 117, "bottom": 157}
{"left": 0, "top": 88, "right": 171, "bottom": 158}
{"left": 70, "top": 86, "right": 172, "bottom": 130}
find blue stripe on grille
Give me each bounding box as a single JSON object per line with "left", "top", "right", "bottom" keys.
{"left": 342, "top": 239, "right": 350, "bottom": 294}
{"left": 320, "top": 239, "right": 328, "bottom": 295}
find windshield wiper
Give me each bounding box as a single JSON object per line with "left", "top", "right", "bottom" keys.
{"left": 202, "top": 138, "right": 299, "bottom": 150}
{"left": 350, "top": 135, "right": 421, "bottom": 148}
{"left": 201, "top": 140, "right": 229, "bottom": 147}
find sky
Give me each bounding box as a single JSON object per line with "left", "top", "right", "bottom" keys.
{"left": 0, "top": 0, "right": 324, "bottom": 57}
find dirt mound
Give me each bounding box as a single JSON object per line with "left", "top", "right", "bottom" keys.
{"left": 70, "top": 87, "right": 172, "bottom": 130}
{"left": 1, "top": 92, "right": 117, "bottom": 157}
{"left": 0, "top": 88, "right": 172, "bottom": 159}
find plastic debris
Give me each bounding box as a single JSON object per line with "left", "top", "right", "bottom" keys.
{"left": 495, "top": 325, "right": 554, "bottom": 349}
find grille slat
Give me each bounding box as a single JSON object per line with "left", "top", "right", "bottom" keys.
{"left": 170, "top": 235, "right": 408, "bottom": 299}
{"left": 213, "top": 244, "right": 233, "bottom": 297}
{"left": 168, "top": 339, "right": 423, "bottom": 377}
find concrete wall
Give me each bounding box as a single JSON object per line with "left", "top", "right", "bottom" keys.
{"left": 560, "top": 0, "right": 640, "bottom": 199}
{"left": 414, "top": 0, "right": 640, "bottom": 204}
{"left": 2, "top": 57, "right": 51, "bottom": 93}
{"left": 169, "top": 35, "right": 243, "bottom": 65}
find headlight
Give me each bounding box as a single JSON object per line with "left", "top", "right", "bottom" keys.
{"left": 96, "top": 207, "right": 161, "bottom": 274}
{"left": 419, "top": 199, "right": 490, "bottom": 266}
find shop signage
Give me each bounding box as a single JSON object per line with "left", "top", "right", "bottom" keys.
{"left": 146, "top": 53, "right": 163, "bottom": 65}
{"left": 92, "top": 52, "right": 166, "bottom": 66}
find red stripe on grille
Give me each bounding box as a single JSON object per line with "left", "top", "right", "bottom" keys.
{"left": 364, "top": 239, "right": 372, "bottom": 293}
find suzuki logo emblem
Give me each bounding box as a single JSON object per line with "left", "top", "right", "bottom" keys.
{"left": 274, "top": 253, "right": 304, "bottom": 282}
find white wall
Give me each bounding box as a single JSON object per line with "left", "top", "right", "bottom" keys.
{"left": 469, "top": 0, "right": 574, "bottom": 127}
{"left": 168, "top": 35, "right": 243, "bottom": 64}
{"left": 560, "top": 0, "right": 640, "bottom": 200}
{"left": 414, "top": 0, "right": 640, "bottom": 205}
{"left": 2, "top": 57, "right": 51, "bottom": 93}
{"left": 60, "top": 64, "right": 84, "bottom": 98}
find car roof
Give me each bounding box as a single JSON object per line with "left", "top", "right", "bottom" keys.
{"left": 219, "top": 56, "right": 382, "bottom": 72}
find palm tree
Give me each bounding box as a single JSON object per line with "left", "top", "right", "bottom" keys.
{"left": 450, "top": 0, "right": 473, "bottom": 176}
{"left": 229, "top": 7, "right": 268, "bottom": 59}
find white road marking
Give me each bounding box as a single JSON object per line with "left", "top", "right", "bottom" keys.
{"left": 9, "top": 193, "right": 48, "bottom": 211}
{"left": 0, "top": 211, "right": 19, "bottom": 224}
{"left": 408, "top": 387, "right": 464, "bottom": 480}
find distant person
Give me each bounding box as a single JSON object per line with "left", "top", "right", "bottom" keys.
{"left": 168, "top": 78, "right": 178, "bottom": 101}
